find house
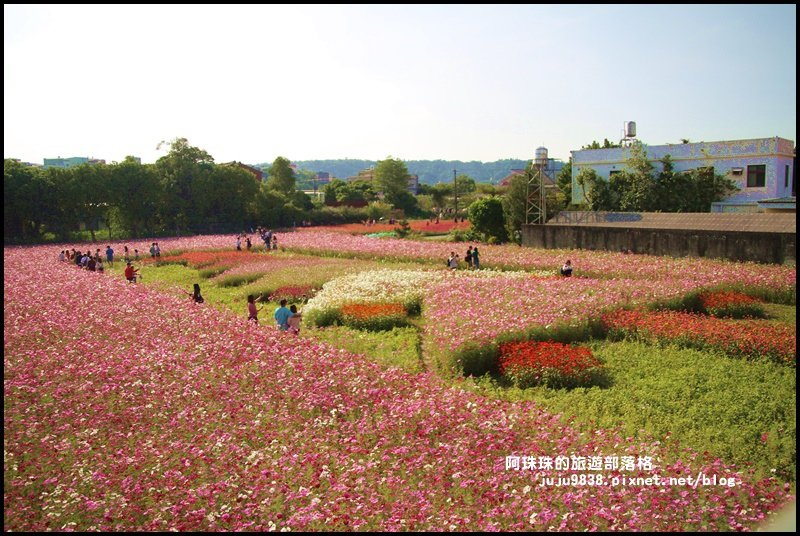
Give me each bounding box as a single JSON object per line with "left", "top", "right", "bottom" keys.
{"left": 223, "top": 161, "right": 264, "bottom": 183}
{"left": 571, "top": 136, "right": 795, "bottom": 211}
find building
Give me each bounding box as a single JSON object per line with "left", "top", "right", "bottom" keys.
{"left": 222, "top": 161, "right": 264, "bottom": 183}
{"left": 571, "top": 137, "right": 795, "bottom": 211}
{"left": 43, "top": 156, "right": 106, "bottom": 169}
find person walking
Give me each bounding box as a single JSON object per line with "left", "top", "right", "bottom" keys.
{"left": 472, "top": 246, "right": 480, "bottom": 270}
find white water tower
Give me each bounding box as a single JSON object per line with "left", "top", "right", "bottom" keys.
{"left": 621, "top": 121, "right": 637, "bottom": 146}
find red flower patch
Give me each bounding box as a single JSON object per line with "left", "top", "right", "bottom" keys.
{"left": 498, "top": 341, "right": 605, "bottom": 389}
{"left": 698, "top": 290, "right": 765, "bottom": 318}
{"left": 268, "top": 285, "right": 316, "bottom": 303}
{"left": 340, "top": 303, "right": 408, "bottom": 331}
{"left": 601, "top": 309, "right": 795, "bottom": 366}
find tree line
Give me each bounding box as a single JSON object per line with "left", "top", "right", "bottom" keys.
{"left": 4, "top": 139, "right": 318, "bottom": 244}
{"left": 279, "top": 158, "right": 529, "bottom": 185}
{"left": 5, "top": 138, "right": 739, "bottom": 245}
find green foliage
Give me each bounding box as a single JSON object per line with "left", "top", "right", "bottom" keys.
{"left": 576, "top": 168, "right": 617, "bottom": 211}
{"left": 467, "top": 340, "right": 796, "bottom": 483}
{"left": 555, "top": 157, "right": 573, "bottom": 208}
{"left": 215, "top": 272, "right": 264, "bottom": 287}
{"left": 582, "top": 139, "right": 621, "bottom": 149}
{"left": 365, "top": 201, "right": 392, "bottom": 222}
{"left": 576, "top": 141, "right": 739, "bottom": 213}
{"left": 454, "top": 174, "right": 476, "bottom": 195}
{"left": 156, "top": 137, "right": 215, "bottom": 233}
{"left": 266, "top": 156, "right": 296, "bottom": 195}
{"left": 341, "top": 312, "right": 411, "bottom": 332}
{"left": 614, "top": 141, "right": 657, "bottom": 211}
{"left": 394, "top": 219, "right": 412, "bottom": 238}
{"left": 374, "top": 157, "right": 411, "bottom": 207}
{"left": 467, "top": 196, "right": 508, "bottom": 242}
{"left": 323, "top": 178, "right": 377, "bottom": 206}
{"left": 308, "top": 326, "right": 423, "bottom": 373}
{"left": 654, "top": 160, "right": 738, "bottom": 212}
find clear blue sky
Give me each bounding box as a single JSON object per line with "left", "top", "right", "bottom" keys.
{"left": 4, "top": 4, "right": 796, "bottom": 166}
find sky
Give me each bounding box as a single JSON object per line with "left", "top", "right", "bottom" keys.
{"left": 4, "top": 4, "right": 796, "bottom": 166}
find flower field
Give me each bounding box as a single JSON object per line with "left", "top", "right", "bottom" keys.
{"left": 4, "top": 234, "right": 796, "bottom": 531}
{"left": 309, "top": 219, "right": 471, "bottom": 235}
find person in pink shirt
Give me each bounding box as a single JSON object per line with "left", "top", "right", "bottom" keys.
{"left": 247, "top": 294, "right": 264, "bottom": 323}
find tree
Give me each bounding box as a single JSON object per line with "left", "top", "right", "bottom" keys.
{"left": 555, "top": 157, "right": 573, "bottom": 209}
{"left": 428, "top": 183, "right": 452, "bottom": 211}
{"left": 454, "top": 174, "right": 476, "bottom": 195}
{"left": 109, "top": 157, "right": 161, "bottom": 237}
{"left": 71, "top": 163, "right": 111, "bottom": 241}
{"left": 615, "top": 141, "right": 657, "bottom": 211}
{"left": 323, "top": 179, "right": 377, "bottom": 205}
{"left": 191, "top": 164, "right": 259, "bottom": 232}
{"left": 374, "top": 156, "right": 410, "bottom": 206}
{"left": 156, "top": 137, "right": 214, "bottom": 233}
{"left": 502, "top": 168, "right": 529, "bottom": 243}
{"left": 4, "top": 159, "right": 58, "bottom": 242}
{"left": 582, "top": 139, "right": 621, "bottom": 150}
{"left": 576, "top": 168, "right": 617, "bottom": 211}
{"left": 267, "top": 156, "right": 296, "bottom": 195}
{"left": 468, "top": 197, "right": 508, "bottom": 243}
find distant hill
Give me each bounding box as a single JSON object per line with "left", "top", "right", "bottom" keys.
{"left": 254, "top": 158, "right": 530, "bottom": 185}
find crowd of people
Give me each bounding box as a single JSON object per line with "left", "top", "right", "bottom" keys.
{"left": 237, "top": 228, "right": 279, "bottom": 251}
{"left": 58, "top": 241, "right": 304, "bottom": 335}
{"left": 59, "top": 248, "right": 107, "bottom": 273}
{"left": 447, "top": 245, "right": 482, "bottom": 270}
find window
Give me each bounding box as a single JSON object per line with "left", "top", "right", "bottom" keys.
{"left": 746, "top": 165, "right": 766, "bottom": 188}
{"left": 786, "top": 165, "right": 790, "bottom": 189}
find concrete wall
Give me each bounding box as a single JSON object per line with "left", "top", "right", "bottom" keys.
{"left": 522, "top": 224, "right": 796, "bottom": 265}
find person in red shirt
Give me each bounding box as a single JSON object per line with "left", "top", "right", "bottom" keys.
{"left": 124, "top": 262, "right": 139, "bottom": 283}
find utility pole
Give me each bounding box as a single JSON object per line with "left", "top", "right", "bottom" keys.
{"left": 453, "top": 168, "right": 458, "bottom": 221}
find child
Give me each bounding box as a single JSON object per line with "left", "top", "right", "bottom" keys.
{"left": 560, "top": 259, "right": 573, "bottom": 277}
{"left": 247, "top": 294, "right": 263, "bottom": 323}
{"left": 183, "top": 283, "right": 204, "bottom": 303}
{"left": 287, "top": 304, "right": 302, "bottom": 335}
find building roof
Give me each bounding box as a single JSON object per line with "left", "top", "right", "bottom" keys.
{"left": 548, "top": 211, "right": 796, "bottom": 234}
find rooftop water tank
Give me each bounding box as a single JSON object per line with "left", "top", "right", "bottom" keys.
{"left": 624, "top": 121, "right": 637, "bottom": 138}
{"left": 535, "top": 146, "right": 548, "bottom": 166}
